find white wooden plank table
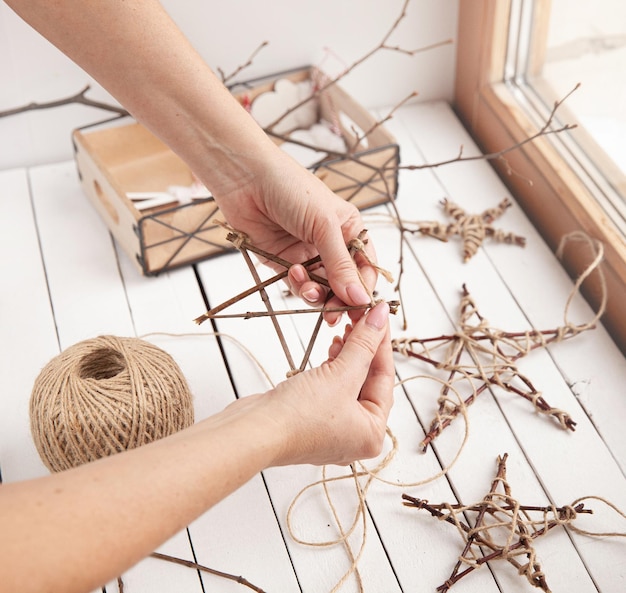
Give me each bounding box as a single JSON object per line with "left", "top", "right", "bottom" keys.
{"left": 1, "top": 101, "right": 624, "bottom": 593}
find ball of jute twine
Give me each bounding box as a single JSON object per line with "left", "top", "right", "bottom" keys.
{"left": 30, "top": 335, "right": 195, "bottom": 473}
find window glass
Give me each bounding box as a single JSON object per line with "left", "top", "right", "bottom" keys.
{"left": 542, "top": 0, "right": 626, "bottom": 175}
{"left": 507, "top": 0, "right": 626, "bottom": 235}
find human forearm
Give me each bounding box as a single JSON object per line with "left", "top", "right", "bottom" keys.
{"left": 5, "top": 0, "right": 275, "bottom": 196}
{"left": 0, "top": 302, "right": 392, "bottom": 593}
{"left": 7, "top": 0, "right": 380, "bottom": 307}
{"left": 0, "top": 402, "right": 281, "bottom": 593}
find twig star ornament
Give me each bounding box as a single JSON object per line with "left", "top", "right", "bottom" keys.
{"left": 392, "top": 284, "right": 587, "bottom": 450}
{"left": 194, "top": 223, "right": 397, "bottom": 377}
{"left": 394, "top": 231, "right": 606, "bottom": 451}
{"left": 411, "top": 198, "right": 526, "bottom": 262}
{"left": 402, "top": 453, "right": 580, "bottom": 592}
{"left": 402, "top": 453, "right": 626, "bottom": 593}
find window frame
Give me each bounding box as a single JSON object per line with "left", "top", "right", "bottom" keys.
{"left": 454, "top": 0, "right": 626, "bottom": 354}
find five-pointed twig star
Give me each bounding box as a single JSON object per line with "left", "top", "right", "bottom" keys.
{"left": 194, "top": 223, "right": 397, "bottom": 376}
{"left": 392, "top": 284, "right": 590, "bottom": 451}
{"left": 402, "top": 453, "right": 592, "bottom": 592}
{"left": 409, "top": 198, "right": 526, "bottom": 262}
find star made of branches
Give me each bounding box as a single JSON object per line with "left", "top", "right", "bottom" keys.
{"left": 409, "top": 197, "right": 526, "bottom": 262}
{"left": 194, "top": 223, "right": 397, "bottom": 377}
{"left": 401, "top": 453, "right": 593, "bottom": 592}
{"left": 392, "top": 284, "right": 593, "bottom": 451}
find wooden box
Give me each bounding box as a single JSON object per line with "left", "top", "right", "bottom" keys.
{"left": 73, "top": 67, "right": 399, "bottom": 275}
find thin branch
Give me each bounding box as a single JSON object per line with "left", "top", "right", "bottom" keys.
{"left": 264, "top": 0, "right": 450, "bottom": 132}
{"left": 151, "top": 552, "right": 267, "bottom": 593}
{"left": 397, "top": 83, "right": 581, "bottom": 174}
{"left": 348, "top": 91, "right": 418, "bottom": 152}
{"left": 202, "top": 301, "right": 399, "bottom": 320}
{"left": 0, "top": 84, "right": 128, "bottom": 119}
{"left": 239, "top": 240, "right": 297, "bottom": 371}
{"left": 219, "top": 41, "right": 270, "bottom": 86}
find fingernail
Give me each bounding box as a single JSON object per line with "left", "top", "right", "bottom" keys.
{"left": 365, "top": 302, "right": 389, "bottom": 330}
{"left": 290, "top": 265, "right": 307, "bottom": 284}
{"left": 303, "top": 288, "right": 320, "bottom": 303}
{"left": 347, "top": 283, "right": 371, "bottom": 306}
{"left": 327, "top": 314, "right": 341, "bottom": 327}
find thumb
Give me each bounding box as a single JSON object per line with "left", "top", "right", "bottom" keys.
{"left": 335, "top": 301, "right": 390, "bottom": 381}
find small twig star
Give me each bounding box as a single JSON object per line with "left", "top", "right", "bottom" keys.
{"left": 402, "top": 453, "right": 593, "bottom": 592}
{"left": 409, "top": 198, "right": 526, "bottom": 262}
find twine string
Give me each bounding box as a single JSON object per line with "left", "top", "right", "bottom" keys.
{"left": 29, "top": 335, "right": 195, "bottom": 473}
{"left": 556, "top": 230, "right": 607, "bottom": 331}
{"left": 285, "top": 374, "right": 471, "bottom": 592}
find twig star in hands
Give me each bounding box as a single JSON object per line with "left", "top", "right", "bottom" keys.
{"left": 194, "top": 222, "right": 397, "bottom": 377}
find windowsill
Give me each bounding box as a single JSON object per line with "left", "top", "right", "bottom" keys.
{"left": 454, "top": 0, "right": 626, "bottom": 355}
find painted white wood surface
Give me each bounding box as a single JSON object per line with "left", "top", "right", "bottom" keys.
{"left": 1, "top": 101, "right": 624, "bottom": 593}
{"left": 379, "top": 104, "right": 626, "bottom": 592}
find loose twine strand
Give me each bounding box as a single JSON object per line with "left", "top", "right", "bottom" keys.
{"left": 285, "top": 376, "right": 472, "bottom": 591}
{"left": 140, "top": 331, "right": 277, "bottom": 389}
{"left": 556, "top": 230, "right": 607, "bottom": 331}
{"left": 568, "top": 495, "right": 626, "bottom": 538}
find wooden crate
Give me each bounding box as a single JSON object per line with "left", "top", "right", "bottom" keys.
{"left": 73, "top": 67, "right": 399, "bottom": 275}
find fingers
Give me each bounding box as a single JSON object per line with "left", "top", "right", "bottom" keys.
{"left": 287, "top": 263, "right": 372, "bottom": 327}
{"left": 287, "top": 264, "right": 328, "bottom": 306}
{"left": 335, "top": 301, "right": 391, "bottom": 387}
{"left": 332, "top": 301, "right": 394, "bottom": 460}
{"left": 357, "top": 320, "right": 394, "bottom": 421}
{"left": 312, "top": 218, "right": 375, "bottom": 310}
{"left": 327, "top": 323, "right": 353, "bottom": 360}
{"left": 266, "top": 301, "right": 392, "bottom": 467}
{"left": 288, "top": 225, "right": 380, "bottom": 326}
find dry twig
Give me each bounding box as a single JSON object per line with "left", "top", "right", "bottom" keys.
{"left": 397, "top": 84, "right": 580, "bottom": 177}
{"left": 150, "top": 552, "right": 268, "bottom": 592}
{"left": 263, "top": 0, "right": 452, "bottom": 133}
{"left": 0, "top": 84, "right": 128, "bottom": 119}
{"left": 219, "top": 40, "right": 270, "bottom": 86}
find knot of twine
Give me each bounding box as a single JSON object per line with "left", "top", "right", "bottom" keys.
{"left": 30, "top": 335, "right": 194, "bottom": 473}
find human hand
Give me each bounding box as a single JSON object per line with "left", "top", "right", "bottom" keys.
{"left": 7, "top": 0, "right": 375, "bottom": 324}
{"left": 230, "top": 301, "right": 393, "bottom": 467}
{"left": 211, "top": 149, "right": 378, "bottom": 325}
